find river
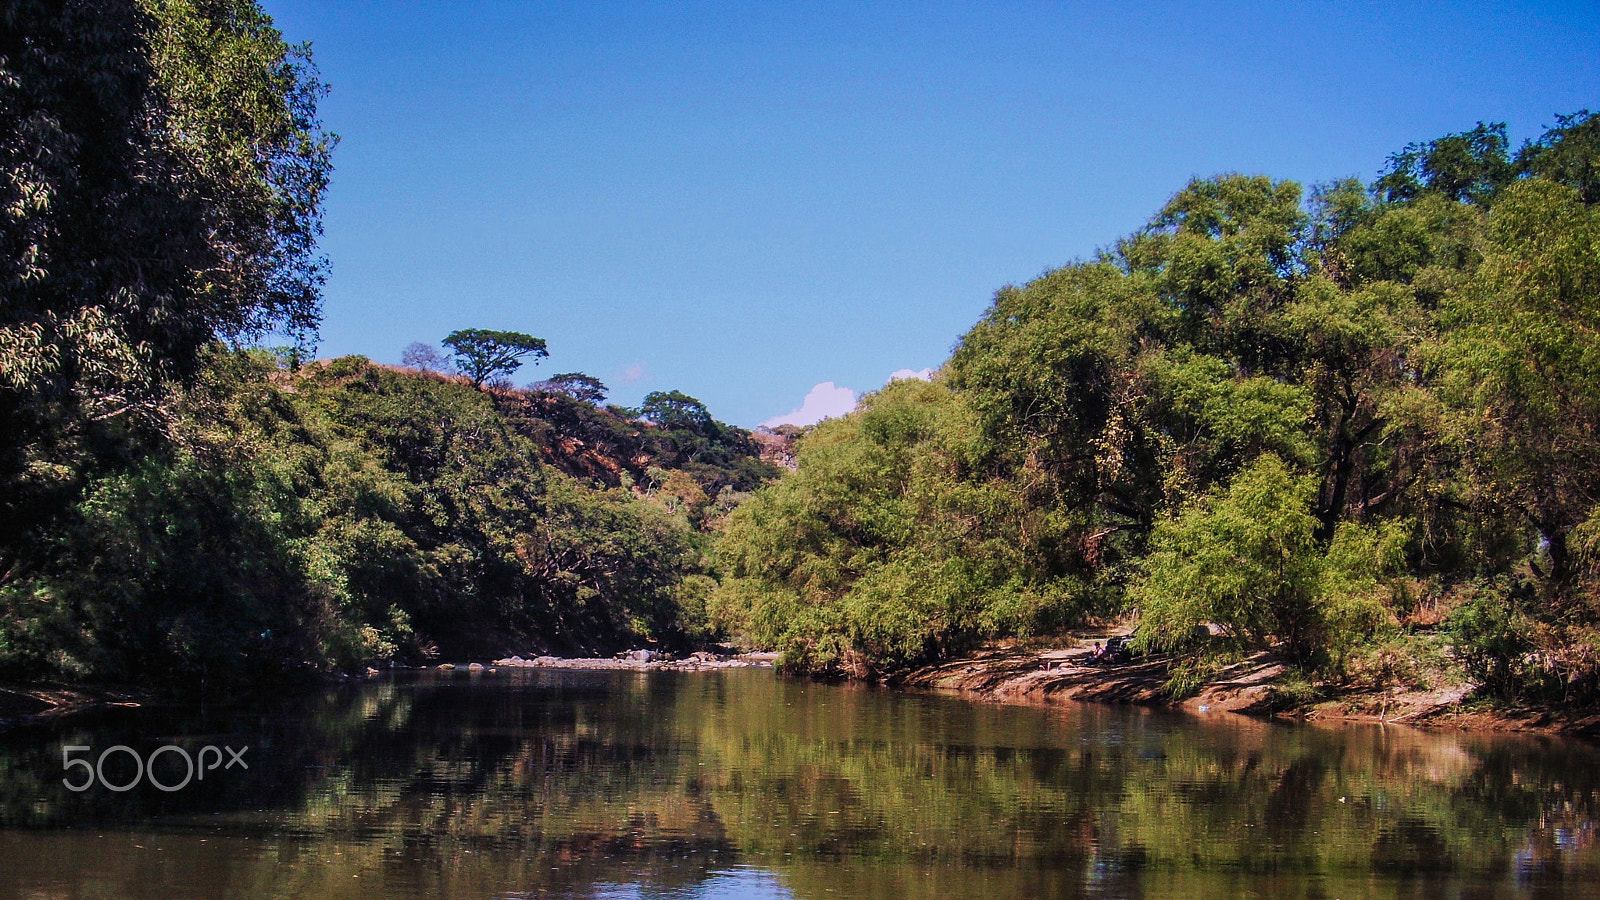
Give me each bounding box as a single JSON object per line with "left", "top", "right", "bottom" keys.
{"left": 1, "top": 668, "right": 1597, "bottom": 899}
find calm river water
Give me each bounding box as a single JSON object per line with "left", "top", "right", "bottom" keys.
{"left": 1, "top": 668, "right": 1598, "bottom": 899}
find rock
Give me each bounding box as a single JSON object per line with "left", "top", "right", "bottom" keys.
{"left": 365, "top": 667, "right": 379, "bottom": 677}
{"left": 437, "top": 663, "right": 455, "bottom": 670}
{"left": 467, "top": 662, "right": 485, "bottom": 671}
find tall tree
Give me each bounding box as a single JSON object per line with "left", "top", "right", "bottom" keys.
{"left": 0, "top": 0, "right": 333, "bottom": 561}
{"left": 442, "top": 328, "right": 548, "bottom": 388}
{"left": 1439, "top": 178, "right": 1600, "bottom": 592}
{"left": 1376, "top": 121, "right": 1514, "bottom": 206}
{"left": 1517, "top": 110, "right": 1600, "bottom": 205}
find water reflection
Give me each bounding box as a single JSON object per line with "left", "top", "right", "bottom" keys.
{"left": 1, "top": 669, "right": 1598, "bottom": 899}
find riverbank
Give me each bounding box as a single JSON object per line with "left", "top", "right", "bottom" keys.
{"left": 10, "top": 644, "right": 1593, "bottom": 738}
{"left": 0, "top": 652, "right": 780, "bottom": 731}
{"left": 489, "top": 650, "right": 778, "bottom": 672}
{"left": 897, "top": 632, "right": 1600, "bottom": 738}
{"left": 0, "top": 683, "right": 147, "bottom": 732}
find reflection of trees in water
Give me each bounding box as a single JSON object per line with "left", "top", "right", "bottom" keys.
{"left": 698, "top": 680, "right": 1600, "bottom": 876}
{"left": 2, "top": 671, "right": 1599, "bottom": 899}
{"left": 0, "top": 680, "right": 417, "bottom": 828}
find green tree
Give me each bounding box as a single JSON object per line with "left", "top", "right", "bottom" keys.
{"left": 639, "top": 390, "right": 714, "bottom": 431}
{"left": 1438, "top": 178, "right": 1600, "bottom": 592}
{"left": 442, "top": 328, "right": 548, "bottom": 388}
{"left": 533, "top": 372, "right": 608, "bottom": 404}
{"left": 1119, "top": 174, "right": 1305, "bottom": 360}
{"left": 1516, "top": 110, "right": 1600, "bottom": 204}
{"left": 1132, "top": 454, "right": 1400, "bottom": 672}
{"left": 1376, "top": 121, "right": 1514, "bottom": 206}
{"left": 0, "top": 0, "right": 333, "bottom": 575}
{"left": 713, "top": 378, "right": 1061, "bottom": 677}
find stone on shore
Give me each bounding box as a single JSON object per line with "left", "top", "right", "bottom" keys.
{"left": 487, "top": 652, "right": 773, "bottom": 671}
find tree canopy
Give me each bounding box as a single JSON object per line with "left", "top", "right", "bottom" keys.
{"left": 442, "top": 328, "right": 548, "bottom": 388}
{"left": 640, "top": 390, "right": 714, "bottom": 432}
{"left": 0, "top": 0, "right": 333, "bottom": 575}
{"left": 532, "top": 372, "right": 608, "bottom": 404}
{"left": 714, "top": 111, "right": 1600, "bottom": 705}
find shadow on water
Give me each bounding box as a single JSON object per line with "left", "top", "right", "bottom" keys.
{"left": 0, "top": 668, "right": 1598, "bottom": 899}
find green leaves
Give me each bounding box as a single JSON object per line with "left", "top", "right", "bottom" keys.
{"left": 1135, "top": 456, "right": 1319, "bottom": 653}
{"left": 1377, "top": 122, "right": 1514, "bottom": 206}
{"left": 640, "top": 390, "right": 714, "bottom": 432}
{"left": 1133, "top": 455, "right": 1402, "bottom": 672}
{"left": 442, "top": 328, "right": 549, "bottom": 388}
{"left": 712, "top": 379, "right": 1035, "bottom": 676}
{"left": 0, "top": 0, "right": 333, "bottom": 570}
{"left": 1516, "top": 110, "right": 1600, "bottom": 204}
{"left": 533, "top": 372, "right": 608, "bottom": 404}
{"left": 1121, "top": 175, "right": 1305, "bottom": 355}
{"left": 1436, "top": 178, "right": 1600, "bottom": 588}
{"left": 140, "top": 0, "right": 335, "bottom": 336}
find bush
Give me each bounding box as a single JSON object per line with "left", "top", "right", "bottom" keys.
{"left": 1132, "top": 455, "right": 1402, "bottom": 673}
{"left": 1447, "top": 580, "right": 1537, "bottom": 701}
{"left": 712, "top": 378, "right": 1100, "bottom": 676}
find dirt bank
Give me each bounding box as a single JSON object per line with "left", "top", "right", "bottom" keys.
{"left": 897, "top": 633, "right": 1600, "bottom": 738}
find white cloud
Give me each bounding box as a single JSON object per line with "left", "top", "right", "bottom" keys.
{"left": 888, "top": 367, "right": 933, "bottom": 383}
{"left": 617, "top": 362, "right": 647, "bottom": 385}
{"left": 760, "top": 381, "right": 858, "bottom": 428}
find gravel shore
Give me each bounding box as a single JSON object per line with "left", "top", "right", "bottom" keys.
{"left": 487, "top": 651, "right": 778, "bottom": 673}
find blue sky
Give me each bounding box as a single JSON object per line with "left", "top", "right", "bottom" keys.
{"left": 265, "top": 0, "right": 1599, "bottom": 427}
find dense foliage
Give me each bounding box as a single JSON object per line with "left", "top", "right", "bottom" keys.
{"left": 0, "top": 0, "right": 334, "bottom": 683}
{"left": 4, "top": 2, "right": 1597, "bottom": 716}
{"left": 715, "top": 112, "right": 1600, "bottom": 705}
{"left": 0, "top": 350, "right": 773, "bottom": 685}
{"left": 0, "top": 4, "right": 776, "bottom": 688}
{"left": 530, "top": 372, "right": 609, "bottom": 404}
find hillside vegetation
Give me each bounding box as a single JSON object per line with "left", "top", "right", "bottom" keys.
{"left": 0, "top": 0, "right": 776, "bottom": 690}
{"left": 5, "top": 2, "right": 1598, "bottom": 716}
{"left": 0, "top": 346, "right": 777, "bottom": 686}
{"left": 713, "top": 114, "right": 1600, "bottom": 709}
